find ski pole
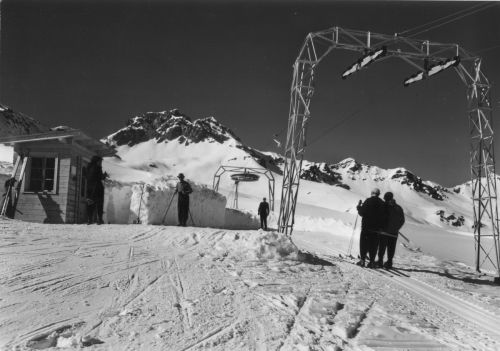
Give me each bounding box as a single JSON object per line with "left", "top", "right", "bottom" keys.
{"left": 375, "top": 231, "right": 400, "bottom": 239}
{"left": 375, "top": 230, "right": 411, "bottom": 244}
{"left": 347, "top": 214, "right": 359, "bottom": 257}
{"left": 188, "top": 208, "right": 196, "bottom": 227}
{"left": 136, "top": 183, "right": 145, "bottom": 224}
{"left": 161, "top": 191, "right": 177, "bottom": 224}
{"left": 398, "top": 231, "right": 410, "bottom": 243}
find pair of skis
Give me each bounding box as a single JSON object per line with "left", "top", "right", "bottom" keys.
{"left": 1, "top": 155, "right": 28, "bottom": 218}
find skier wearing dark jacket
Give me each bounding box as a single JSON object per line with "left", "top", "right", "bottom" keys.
{"left": 258, "top": 197, "right": 270, "bottom": 230}
{"left": 175, "top": 173, "right": 192, "bottom": 226}
{"left": 86, "top": 156, "right": 108, "bottom": 224}
{"left": 356, "top": 188, "right": 386, "bottom": 267}
{"left": 378, "top": 192, "right": 405, "bottom": 268}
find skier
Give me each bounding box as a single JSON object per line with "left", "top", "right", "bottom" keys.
{"left": 86, "top": 156, "right": 108, "bottom": 225}
{"left": 175, "top": 173, "right": 192, "bottom": 226}
{"left": 258, "top": 197, "right": 270, "bottom": 230}
{"left": 356, "top": 188, "right": 386, "bottom": 268}
{"left": 378, "top": 192, "right": 405, "bottom": 269}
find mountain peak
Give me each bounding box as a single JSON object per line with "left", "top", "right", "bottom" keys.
{"left": 334, "top": 158, "right": 363, "bottom": 172}
{"left": 106, "top": 109, "right": 241, "bottom": 147}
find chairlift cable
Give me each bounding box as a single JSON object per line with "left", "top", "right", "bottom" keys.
{"left": 308, "top": 82, "right": 399, "bottom": 147}
{"left": 398, "top": 2, "right": 489, "bottom": 36}
{"left": 407, "top": 2, "right": 497, "bottom": 38}
{"left": 473, "top": 44, "right": 500, "bottom": 55}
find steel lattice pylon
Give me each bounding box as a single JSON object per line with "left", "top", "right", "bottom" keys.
{"left": 277, "top": 27, "right": 500, "bottom": 281}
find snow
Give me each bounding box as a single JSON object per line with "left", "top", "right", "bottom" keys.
{"left": 103, "top": 181, "right": 134, "bottom": 224}
{"left": 2, "top": 118, "right": 500, "bottom": 349}
{"left": 127, "top": 181, "right": 227, "bottom": 227}
{"left": 0, "top": 144, "right": 13, "bottom": 163}
{"left": 101, "top": 178, "right": 227, "bottom": 227}
{"left": 92, "top": 135, "right": 500, "bottom": 272}
{"left": 1, "top": 219, "right": 500, "bottom": 350}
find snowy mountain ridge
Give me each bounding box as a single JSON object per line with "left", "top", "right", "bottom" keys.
{"left": 105, "top": 109, "right": 241, "bottom": 147}
{"left": 98, "top": 109, "right": 477, "bottom": 232}
{"left": 301, "top": 157, "right": 448, "bottom": 201}
{"left": 104, "top": 109, "right": 458, "bottom": 200}
{"left": 0, "top": 107, "right": 481, "bottom": 231}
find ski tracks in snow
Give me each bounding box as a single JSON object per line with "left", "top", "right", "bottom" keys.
{"left": 373, "top": 267, "right": 500, "bottom": 342}
{"left": 332, "top": 259, "right": 500, "bottom": 350}
{"left": 3, "top": 220, "right": 500, "bottom": 350}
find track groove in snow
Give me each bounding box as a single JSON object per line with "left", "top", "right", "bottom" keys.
{"left": 278, "top": 287, "right": 311, "bottom": 350}
{"left": 372, "top": 268, "right": 500, "bottom": 339}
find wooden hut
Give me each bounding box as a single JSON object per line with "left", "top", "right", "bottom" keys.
{"left": 0, "top": 128, "right": 115, "bottom": 223}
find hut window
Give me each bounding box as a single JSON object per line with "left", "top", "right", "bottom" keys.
{"left": 26, "top": 157, "right": 58, "bottom": 193}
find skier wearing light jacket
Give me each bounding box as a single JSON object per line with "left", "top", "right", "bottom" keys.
{"left": 356, "top": 188, "right": 386, "bottom": 268}
{"left": 378, "top": 192, "right": 405, "bottom": 269}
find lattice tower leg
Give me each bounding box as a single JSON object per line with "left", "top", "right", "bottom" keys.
{"left": 467, "top": 59, "right": 500, "bottom": 279}
{"left": 278, "top": 56, "right": 317, "bottom": 235}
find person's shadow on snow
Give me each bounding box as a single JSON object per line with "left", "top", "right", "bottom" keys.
{"left": 37, "top": 193, "right": 64, "bottom": 224}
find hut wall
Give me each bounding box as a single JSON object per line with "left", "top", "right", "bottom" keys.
{"left": 12, "top": 142, "right": 72, "bottom": 223}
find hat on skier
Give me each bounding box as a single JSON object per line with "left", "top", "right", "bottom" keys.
{"left": 177, "top": 173, "right": 185, "bottom": 179}
{"left": 371, "top": 188, "right": 380, "bottom": 196}
{"left": 384, "top": 192, "right": 394, "bottom": 201}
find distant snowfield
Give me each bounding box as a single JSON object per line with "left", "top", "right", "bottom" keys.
{"left": 1, "top": 219, "right": 500, "bottom": 350}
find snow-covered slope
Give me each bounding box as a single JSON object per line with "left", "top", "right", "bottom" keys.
{"left": 3, "top": 109, "right": 500, "bottom": 350}
{"left": 2, "top": 219, "right": 500, "bottom": 350}
{"left": 0, "top": 107, "right": 489, "bottom": 261}
{"left": 101, "top": 109, "right": 475, "bottom": 233}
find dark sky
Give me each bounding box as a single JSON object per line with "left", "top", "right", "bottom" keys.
{"left": 2, "top": 0, "right": 500, "bottom": 186}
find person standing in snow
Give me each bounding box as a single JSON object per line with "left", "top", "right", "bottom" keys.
{"left": 86, "top": 156, "right": 108, "bottom": 225}
{"left": 258, "top": 197, "right": 270, "bottom": 230}
{"left": 175, "top": 173, "right": 192, "bottom": 226}
{"left": 378, "top": 192, "right": 405, "bottom": 269}
{"left": 356, "top": 188, "right": 386, "bottom": 268}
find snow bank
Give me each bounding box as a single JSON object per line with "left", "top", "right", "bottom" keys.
{"left": 103, "top": 180, "right": 227, "bottom": 227}
{"left": 201, "top": 230, "right": 300, "bottom": 261}
{"left": 224, "top": 208, "right": 260, "bottom": 229}
{"left": 103, "top": 181, "right": 133, "bottom": 224}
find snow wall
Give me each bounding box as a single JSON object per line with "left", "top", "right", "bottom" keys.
{"left": 224, "top": 208, "right": 260, "bottom": 230}
{"left": 104, "top": 181, "right": 134, "bottom": 224}
{"left": 129, "top": 183, "right": 226, "bottom": 227}
{"left": 103, "top": 180, "right": 232, "bottom": 228}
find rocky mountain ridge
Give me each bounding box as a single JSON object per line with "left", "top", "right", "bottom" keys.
{"left": 105, "top": 109, "right": 241, "bottom": 147}
{"left": 301, "top": 158, "right": 448, "bottom": 201}
{"left": 0, "top": 104, "right": 49, "bottom": 137}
